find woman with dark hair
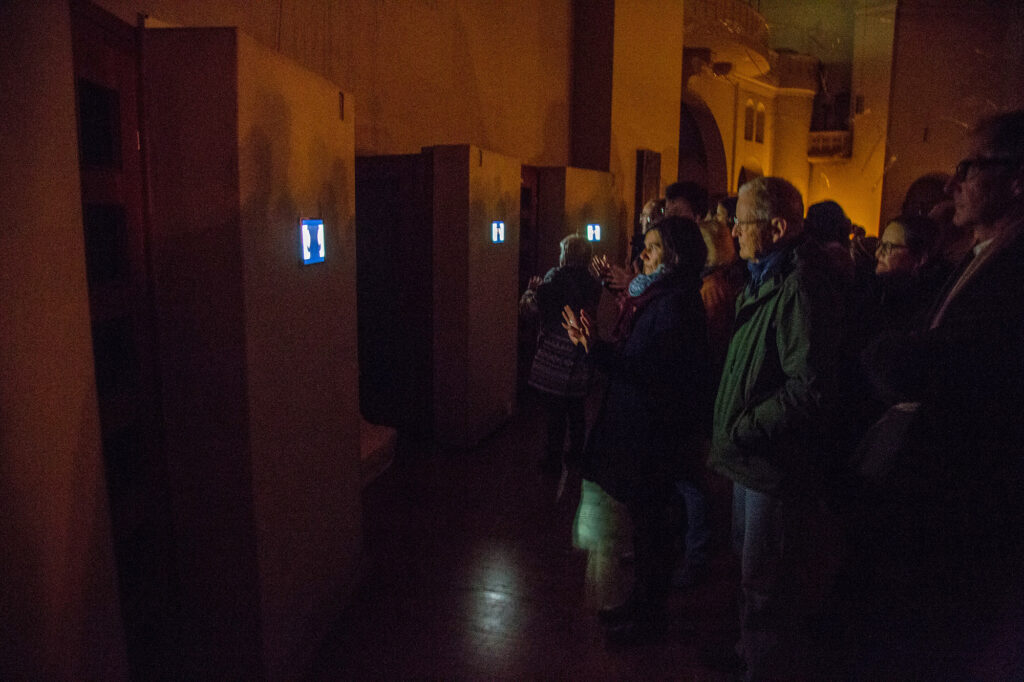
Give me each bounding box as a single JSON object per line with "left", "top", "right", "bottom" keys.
{"left": 520, "top": 234, "right": 603, "bottom": 472}
{"left": 563, "top": 217, "right": 711, "bottom": 645}
{"left": 871, "top": 214, "right": 949, "bottom": 333}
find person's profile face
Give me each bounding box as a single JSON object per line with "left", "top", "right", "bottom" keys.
{"left": 732, "top": 191, "right": 769, "bottom": 262}
{"left": 641, "top": 229, "right": 664, "bottom": 274}
{"left": 946, "top": 133, "right": 1017, "bottom": 229}
{"left": 875, "top": 221, "right": 915, "bottom": 277}
{"left": 715, "top": 203, "right": 730, "bottom": 228}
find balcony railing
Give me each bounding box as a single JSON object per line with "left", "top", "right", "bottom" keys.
{"left": 808, "top": 130, "right": 852, "bottom": 159}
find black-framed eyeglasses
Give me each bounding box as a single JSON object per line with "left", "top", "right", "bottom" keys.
{"left": 953, "top": 157, "right": 1017, "bottom": 182}
{"left": 875, "top": 241, "right": 909, "bottom": 256}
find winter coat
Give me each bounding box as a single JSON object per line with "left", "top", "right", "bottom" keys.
{"left": 524, "top": 265, "right": 602, "bottom": 397}
{"left": 708, "top": 238, "right": 844, "bottom": 498}
{"left": 582, "top": 270, "right": 711, "bottom": 504}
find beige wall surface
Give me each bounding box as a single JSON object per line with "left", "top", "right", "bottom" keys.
{"left": 144, "top": 28, "right": 264, "bottom": 676}
{"left": 771, "top": 91, "right": 815, "bottom": 202}
{"left": 236, "top": 33, "right": 361, "bottom": 678}
{"left": 808, "top": 1, "right": 896, "bottom": 234}
{"left": 144, "top": 27, "right": 363, "bottom": 677}
{"left": 610, "top": 0, "right": 684, "bottom": 259}
{"left": 467, "top": 147, "right": 521, "bottom": 446}
{"left": 430, "top": 145, "right": 520, "bottom": 449}
{"left": 431, "top": 146, "right": 472, "bottom": 446}
{"left": 564, "top": 167, "right": 618, "bottom": 265}
{"left": 95, "top": 0, "right": 572, "bottom": 165}
{"left": 881, "top": 1, "right": 1024, "bottom": 226}
{"left": 687, "top": 73, "right": 740, "bottom": 192}
{"left": 0, "top": 2, "right": 128, "bottom": 679}
{"left": 535, "top": 167, "right": 617, "bottom": 275}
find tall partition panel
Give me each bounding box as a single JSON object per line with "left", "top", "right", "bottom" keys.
{"left": 535, "top": 166, "right": 618, "bottom": 275}
{"left": 145, "top": 28, "right": 359, "bottom": 679}
{"left": 356, "top": 145, "right": 520, "bottom": 449}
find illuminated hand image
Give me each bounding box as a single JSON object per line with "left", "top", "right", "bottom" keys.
{"left": 561, "top": 305, "right": 592, "bottom": 353}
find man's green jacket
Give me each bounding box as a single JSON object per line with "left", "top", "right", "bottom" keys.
{"left": 708, "top": 238, "right": 844, "bottom": 497}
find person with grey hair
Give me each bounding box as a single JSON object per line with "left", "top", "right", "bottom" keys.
{"left": 706, "top": 176, "right": 844, "bottom": 679}
{"left": 520, "top": 234, "right": 602, "bottom": 473}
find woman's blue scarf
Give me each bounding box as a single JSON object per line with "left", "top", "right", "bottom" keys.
{"left": 628, "top": 264, "right": 669, "bottom": 296}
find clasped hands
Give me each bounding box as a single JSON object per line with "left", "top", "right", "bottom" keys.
{"left": 562, "top": 305, "right": 593, "bottom": 353}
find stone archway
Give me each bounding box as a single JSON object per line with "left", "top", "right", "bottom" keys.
{"left": 679, "top": 90, "right": 728, "bottom": 198}
{"left": 737, "top": 156, "right": 764, "bottom": 188}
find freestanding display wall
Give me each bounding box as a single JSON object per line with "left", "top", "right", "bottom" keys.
{"left": 145, "top": 27, "right": 360, "bottom": 678}
{"left": 535, "top": 166, "right": 619, "bottom": 274}
{"left": 357, "top": 145, "right": 520, "bottom": 449}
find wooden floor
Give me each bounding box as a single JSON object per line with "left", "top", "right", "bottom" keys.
{"left": 311, "top": 394, "right": 742, "bottom": 680}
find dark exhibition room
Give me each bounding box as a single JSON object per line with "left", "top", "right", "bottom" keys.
{"left": 3, "top": 0, "right": 1024, "bottom": 679}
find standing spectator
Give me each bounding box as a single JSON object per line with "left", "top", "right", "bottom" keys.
{"left": 858, "top": 110, "right": 1024, "bottom": 679}
{"left": 870, "top": 214, "right": 949, "bottom": 334}
{"left": 520, "top": 234, "right": 602, "bottom": 472}
{"left": 696, "top": 218, "right": 747, "bottom": 557}
{"left": 707, "top": 177, "right": 844, "bottom": 679}
{"left": 805, "top": 199, "right": 855, "bottom": 285}
{"left": 664, "top": 181, "right": 708, "bottom": 222}
{"left": 564, "top": 217, "right": 710, "bottom": 646}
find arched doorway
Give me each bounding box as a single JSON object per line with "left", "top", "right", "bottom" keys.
{"left": 737, "top": 157, "right": 764, "bottom": 188}
{"left": 679, "top": 90, "right": 728, "bottom": 199}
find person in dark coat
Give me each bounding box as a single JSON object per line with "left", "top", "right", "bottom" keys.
{"left": 854, "top": 109, "right": 1024, "bottom": 680}
{"left": 562, "top": 216, "right": 710, "bottom": 645}
{"left": 868, "top": 214, "right": 950, "bottom": 336}
{"left": 520, "top": 234, "right": 602, "bottom": 472}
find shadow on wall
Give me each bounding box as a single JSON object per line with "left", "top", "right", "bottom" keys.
{"left": 543, "top": 101, "right": 570, "bottom": 165}
{"left": 241, "top": 87, "right": 298, "bottom": 270}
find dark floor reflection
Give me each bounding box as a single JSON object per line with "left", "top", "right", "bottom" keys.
{"left": 311, "top": 395, "right": 740, "bottom": 680}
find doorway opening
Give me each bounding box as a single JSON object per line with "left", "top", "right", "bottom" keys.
{"left": 71, "top": 1, "right": 180, "bottom": 675}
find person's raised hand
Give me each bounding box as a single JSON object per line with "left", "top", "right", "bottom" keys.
{"left": 605, "top": 264, "right": 634, "bottom": 292}
{"left": 527, "top": 275, "right": 543, "bottom": 291}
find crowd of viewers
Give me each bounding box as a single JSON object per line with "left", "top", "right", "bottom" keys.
{"left": 519, "top": 110, "right": 1024, "bottom": 679}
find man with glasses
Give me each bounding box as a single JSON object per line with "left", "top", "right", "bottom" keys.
{"left": 862, "top": 110, "right": 1024, "bottom": 677}
{"left": 707, "top": 176, "right": 843, "bottom": 679}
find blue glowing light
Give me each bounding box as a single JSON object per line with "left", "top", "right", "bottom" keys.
{"left": 491, "top": 221, "right": 505, "bottom": 243}
{"left": 586, "top": 223, "right": 601, "bottom": 241}
{"left": 301, "top": 218, "right": 325, "bottom": 265}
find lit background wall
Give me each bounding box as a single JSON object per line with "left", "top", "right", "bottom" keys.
{"left": 95, "top": 0, "right": 573, "bottom": 165}
{"left": 881, "top": 0, "right": 1024, "bottom": 226}
{"left": 609, "top": 0, "right": 684, "bottom": 255}
{"left": 808, "top": 1, "right": 896, "bottom": 233}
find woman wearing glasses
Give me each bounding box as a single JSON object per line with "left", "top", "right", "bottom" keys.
{"left": 871, "top": 214, "right": 950, "bottom": 334}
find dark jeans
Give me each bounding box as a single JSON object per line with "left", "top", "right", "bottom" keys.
{"left": 675, "top": 477, "right": 710, "bottom": 569}
{"left": 540, "top": 392, "right": 586, "bottom": 463}
{"left": 735, "top": 484, "right": 839, "bottom": 681}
